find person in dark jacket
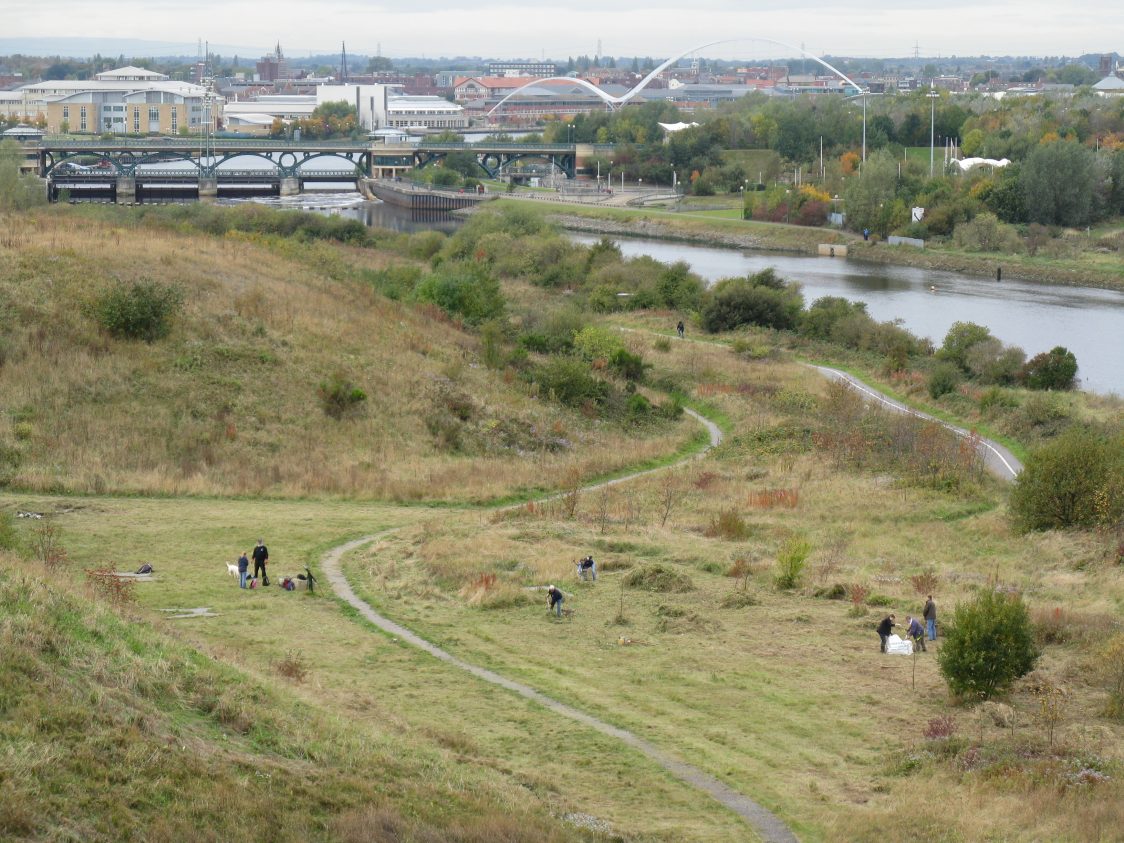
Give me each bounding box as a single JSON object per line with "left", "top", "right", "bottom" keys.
{"left": 546, "top": 584, "right": 564, "bottom": 618}
{"left": 578, "top": 555, "right": 596, "bottom": 582}
{"left": 676, "top": 320, "right": 685, "bottom": 339}
{"left": 923, "top": 595, "right": 937, "bottom": 641}
{"left": 237, "top": 551, "right": 250, "bottom": 589}
{"left": 877, "top": 614, "right": 896, "bottom": 653}
{"left": 252, "top": 539, "right": 269, "bottom": 586}
{"left": 906, "top": 615, "right": 926, "bottom": 652}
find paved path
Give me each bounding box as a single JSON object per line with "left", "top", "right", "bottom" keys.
{"left": 321, "top": 407, "right": 798, "bottom": 843}
{"left": 808, "top": 364, "right": 1023, "bottom": 482}
{"left": 619, "top": 327, "right": 1022, "bottom": 483}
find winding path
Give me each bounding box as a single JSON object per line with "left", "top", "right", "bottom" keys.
{"left": 321, "top": 407, "right": 798, "bottom": 842}
{"left": 320, "top": 352, "right": 1020, "bottom": 842}
{"left": 809, "top": 364, "right": 1023, "bottom": 481}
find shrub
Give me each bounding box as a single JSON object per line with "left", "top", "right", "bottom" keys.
{"left": 1020, "top": 346, "right": 1078, "bottom": 391}
{"left": 653, "top": 337, "right": 672, "bottom": 352}
{"left": 91, "top": 279, "right": 183, "bottom": 342}
{"left": 701, "top": 272, "right": 803, "bottom": 333}
{"left": 928, "top": 362, "right": 962, "bottom": 398}
{"left": 274, "top": 649, "right": 309, "bottom": 683}
{"left": 529, "top": 357, "right": 609, "bottom": 408}
{"left": 937, "top": 590, "right": 1039, "bottom": 701}
{"left": 720, "top": 591, "right": 758, "bottom": 609}
{"left": 922, "top": 715, "right": 957, "bottom": 740}
{"left": 413, "top": 262, "right": 505, "bottom": 325}
{"left": 1009, "top": 427, "right": 1124, "bottom": 531}
{"left": 84, "top": 568, "right": 137, "bottom": 606}
{"left": 318, "top": 372, "right": 367, "bottom": 419}
{"left": 774, "top": 537, "right": 812, "bottom": 590}
{"left": 706, "top": 509, "right": 751, "bottom": 541}
{"left": 609, "top": 348, "right": 647, "bottom": 382}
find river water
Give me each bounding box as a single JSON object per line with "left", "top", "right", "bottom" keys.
{"left": 571, "top": 234, "right": 1124, "bottom": 397}
{"left": 240, "top": 194, "right": 1124, "bottom": 396}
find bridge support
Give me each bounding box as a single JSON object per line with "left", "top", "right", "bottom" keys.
{"left": 115, "top": 177, "right": 135, "bottom": 204}
{"left": 198, "top": 177, "right": 219, "bottom": 200}
{"left": 280, "top": 177, "right": 300, "bottom": 197}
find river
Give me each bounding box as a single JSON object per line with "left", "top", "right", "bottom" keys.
{"left": 238, "top": 194, "right": 1124, "bottom": 396}
{"left": 571, "top": 234, "right": 1124, "bottom": 397}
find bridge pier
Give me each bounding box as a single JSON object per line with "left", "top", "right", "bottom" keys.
{"left": 115, "top": 177, "right": 135, "bottom": 204}
{"left": 198, "top": 177, "right": 219, "bottom": 200}
{"left": 280, "top": 177, "right": 300, "bottom": 197}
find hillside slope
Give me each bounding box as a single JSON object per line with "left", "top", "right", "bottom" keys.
{"left": 0, "top": 208, "right": 691, "bottom": 501}
{"left": 0, "top": 555, "right": 596, "bottom": 842}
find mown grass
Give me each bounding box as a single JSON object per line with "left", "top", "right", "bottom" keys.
{"left": 0, "top": 495, "right": 751, "bottom": 842}
{"left": 0, "top": 548, "right": 608, "bottom": 843}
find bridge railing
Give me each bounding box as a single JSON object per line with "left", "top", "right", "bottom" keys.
{"left": 37, "top": 135, "right": 372, "bottom": 150}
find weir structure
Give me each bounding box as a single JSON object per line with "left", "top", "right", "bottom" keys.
{"left": 35, "top": 137, "right": 601, "bottom": 201}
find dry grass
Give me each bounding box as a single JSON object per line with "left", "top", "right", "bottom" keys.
{"left": 338, "top": 324, "right": 1124, "bottom": 841}
{"left": 0, "top": 209, "right": 695, "bottom": 502}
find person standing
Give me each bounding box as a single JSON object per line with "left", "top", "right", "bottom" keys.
{"left": 923, "top": 595, "right": 937, "bottom": 641}
{"left": 546, "top": 584, "right": 564, "bottom": 618}
{"left": 877, "top": 613, "right": 896, "bottom": 653}
{"left": 252, "top": 539, "right": 270, "bottom": 586}
{"left": 237, "top": 551, "right": 250, "bottom": 589}
{"left": 906, "top": 615, "right": 927, "bottom": 652}
{"left": 578, "top": 555, "right": 596, "bottom": 582}
{"left": 676, "top": 320, "right": 685, "bottom": 339}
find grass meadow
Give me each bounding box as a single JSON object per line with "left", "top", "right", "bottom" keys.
{"left": 339, "top": 328, "right": 1123, "bottom": 842}
{"left": 1, "top": 205, "right": 1121, "bottom": 841}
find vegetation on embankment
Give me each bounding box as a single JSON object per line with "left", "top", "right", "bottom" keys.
{"left": 343, "top": 327, "right": 1124, "bottom": 842}
{"left": 0, "top": 206, "right": 694, "bottom": 502}
{"left": 495, "top": 200, "right": 1124, "bottom": 291}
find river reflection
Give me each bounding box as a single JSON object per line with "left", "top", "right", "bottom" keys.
{"left": 573, "top": 235, "right": 1124, "bottom": 397}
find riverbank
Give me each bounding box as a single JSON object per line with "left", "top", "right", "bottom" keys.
{"left": 488, "top": 198, "right": 1124, "bottom": 292}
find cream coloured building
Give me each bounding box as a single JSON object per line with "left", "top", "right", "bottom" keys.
{"left": 15, "top": 66, "right": 215, "bottom": 135}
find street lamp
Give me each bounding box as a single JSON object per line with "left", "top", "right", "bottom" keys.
{"left": 928, "top": 81, "right": 940, "bottom": 178}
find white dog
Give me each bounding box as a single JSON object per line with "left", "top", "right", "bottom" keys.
{"left": 226, "top": 562, "right": 239, "bottom": 576}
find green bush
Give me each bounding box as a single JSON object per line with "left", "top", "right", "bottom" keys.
{"left": 318, "top": 373, "right": 367, "bottom": 420}
{"left": 413, "top": 262, "right": 505, "bottom": 325}
{"left": 701, "top": 271, "right": 803, "bottom": 333}
{"left": 1008, "top": 427, "right": 1124, "bottom": 531}
{"left": 1020, "top": 346, "right": 1078, "bottom": 391}
{"left": 0, "top": 511, "right": 18, "bottom": 550}
{"left": 937, "top": 590, "right": 1039, "bottom": 701}
{"left": 91, "top": 279, "right": 183, "bottom": 342}
{"left": 774, "top": 537, "right": 811, "bottom": 590}
{"left": 928, "top": 362, "right": 962, "bottom": 399}
{"left": 529, "top": 357, "right": 608, "bottom": 408}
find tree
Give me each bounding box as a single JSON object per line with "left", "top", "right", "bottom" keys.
{"left": 701, "top": 272, "right": 803, "bottom": 332}
{"left": 1020, "top": 346, "right": 1078, "bottom": 391}
{"left": 937, "top": 321, "right": 993, "bottom": 372}
{"left": 842, "top": 149, "right": 898, "bottom": 235}
{"left": 938, "top": 590, "right": 1039, "bottom": 701}
{"left": 0, "top": 139, "right": 46, "bottom": 210}
{"left": 1009, "top": 427, "right": 1124, "bottom": 532}
{"left": 1021, "top": 140, "right": 1096, "bottom": 226}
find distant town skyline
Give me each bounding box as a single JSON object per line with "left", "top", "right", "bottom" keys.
{"left": 2, "top": 0, "right": 1121, "bottom": 61}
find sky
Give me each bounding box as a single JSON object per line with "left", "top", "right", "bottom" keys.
{"left": 2, "top": 0, "right": 1122, "bottom": 61}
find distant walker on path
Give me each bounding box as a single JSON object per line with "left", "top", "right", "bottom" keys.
{"left": 676, "top": 320, "right": 685, "bottom": 339}
{"left": 252, "top": 539, "right": 270, "bottom": 586}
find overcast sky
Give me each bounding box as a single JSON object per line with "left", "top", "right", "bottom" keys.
{"left": 4, "top": 0, "right": 1122, "bottom": 60}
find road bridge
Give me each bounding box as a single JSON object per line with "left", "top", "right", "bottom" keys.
{"left": 32, "top": 136, "right": 611, "bottom": 201}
